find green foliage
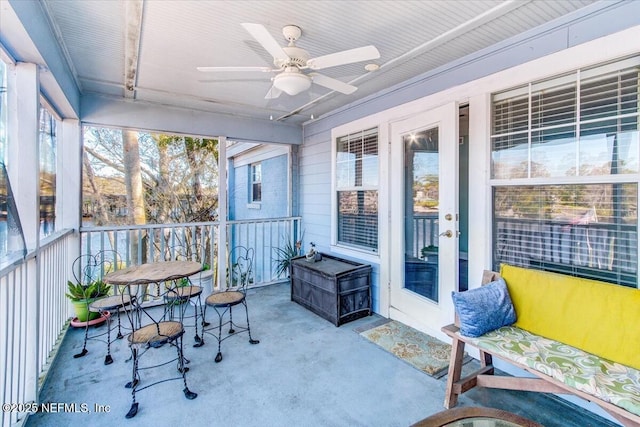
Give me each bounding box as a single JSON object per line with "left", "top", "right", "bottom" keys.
{"left": 421, "top": 245, "right": 438, "bottom": 258}
{"left": 274, "top": 232, "right": 304, "bottom": 278}
{"left": 178, "top": 263, "right": 210, "bottom": 287}
{"left": 416, "top": 200, "right": 438, "bottom": 209}
{"left": 65, "top": 280, "right": 111, "bottom": 302}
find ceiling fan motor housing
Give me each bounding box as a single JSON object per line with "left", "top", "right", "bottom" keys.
{"left": 276, "top": 46, "right": 310, "bottom": 68}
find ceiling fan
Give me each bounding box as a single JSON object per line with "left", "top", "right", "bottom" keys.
{"left": 197, "top": 23, "right": 380, "bottom": 99}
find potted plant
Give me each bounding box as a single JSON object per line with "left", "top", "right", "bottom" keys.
{"left": 65, "top": 279, "right": 111, "bottom": 322}
{"left": 421, "top": 245, "right": 439, "bottom": 260}
{"left": 274, "top": 232, "right": 304, "bottom": 278}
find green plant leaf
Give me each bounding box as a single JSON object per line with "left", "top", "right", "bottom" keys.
{"left": 65, "top": 279, "right": 111, "bottom": 301}
{"left": 273, "top": 231, "right": 304, "bottom": 278}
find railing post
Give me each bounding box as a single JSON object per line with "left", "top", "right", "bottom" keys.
{"left": 217, "top": 136, "right": 227, "bottom": 291}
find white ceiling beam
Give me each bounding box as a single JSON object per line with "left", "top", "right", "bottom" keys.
{"left": 81, "top": 93, "right": 302, "bottom": 145}
{"left": 124, "top": 0, "right": 144, "bottom": 99}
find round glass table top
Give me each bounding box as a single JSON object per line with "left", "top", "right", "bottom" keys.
{"left": 442, "top": 416, "right": 522, "bottom": 427}
{"left": 412, "top": 407, "right": 543, "bottom": 427}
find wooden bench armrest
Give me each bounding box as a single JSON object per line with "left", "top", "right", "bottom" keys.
{"left": 441, "top": 323, "right": 459, "bottom": 336}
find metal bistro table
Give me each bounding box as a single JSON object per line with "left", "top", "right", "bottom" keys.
{"left": 103, "top": 260, "right": 203, "bottom": 288}
{"left": 103, "top": 260, "right": 206, "bottom": 341}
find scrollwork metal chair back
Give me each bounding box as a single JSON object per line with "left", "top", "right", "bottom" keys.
{"left": 230, "top": 247, "right": 253, "bottom": 291}
{"left": 121, "top": 269, "right": 197, "bottom": 419}
{"left": 162, "top": 244, "right": 208, "bottom": 347}
{"left": 203, "top": 245, "right": 260, "bottom": 363}
{"left": 72, "top": 250, "right": 132, "bottom": 365}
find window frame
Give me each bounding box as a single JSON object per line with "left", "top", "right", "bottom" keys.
{"left": 0, "top": 59, "right": 25, "bottom": 266}
{"left": 249, "top": 162, "right": 262, "bottom": 204}
{"left": 489, "top": 57, "right": 640, "bottom": 288}
{"left": 39, "top": 100, "right": 59, "bottom": 238}
{"left": 330, "top": 126, "right": 380, "bottom": 258}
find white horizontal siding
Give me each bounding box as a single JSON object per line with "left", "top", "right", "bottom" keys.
{"left": 299, "top": 134, "right": 332, "bottom": 255}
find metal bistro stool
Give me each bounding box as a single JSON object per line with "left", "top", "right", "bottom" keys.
{"left": 202, "top": 246, "right": 259, "bottom": 363}
{"left": 162, "top": 244, "right": 209, "bottom": 348}
{"left": 73, "top": 250, "right": 132, "bottom": 365}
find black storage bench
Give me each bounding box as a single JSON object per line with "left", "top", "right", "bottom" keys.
{"left": 290, "top": 254, "right": 372, "bottom": 326}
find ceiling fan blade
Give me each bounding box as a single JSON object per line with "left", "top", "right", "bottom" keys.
{"left": 197, "top": 66, "right": 275, "bottom": 73}
{"left": 307, "top": 45, "right": 380, "bottom": 70}
{"left": 264, "top": 85, "right": 283, "bottom": 99}
{"left": 241, "top": 23, "right": 289, "bottom": 62}
{"left": 310, "top": 73, "right": 357, "bottom": 94}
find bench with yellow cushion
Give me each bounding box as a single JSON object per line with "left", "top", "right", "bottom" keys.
{"left": 442, "top": 265, "right": 640, "bottom": 427}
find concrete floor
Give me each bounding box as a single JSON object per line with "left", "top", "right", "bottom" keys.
{"left": 27, "top": 282, "right": 619, "bottom": 427}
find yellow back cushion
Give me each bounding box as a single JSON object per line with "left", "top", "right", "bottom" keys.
{"left": 500, "top": 264, "right": 640, "bottom": 370}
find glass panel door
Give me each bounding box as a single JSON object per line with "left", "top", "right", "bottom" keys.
{"left": 404, "top": 127, "right": 439, "bottom": 301}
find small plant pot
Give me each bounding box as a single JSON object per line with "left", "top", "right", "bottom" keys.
{"left": 70, "top": 311, "right": 110, "bottom": 328}
{"left": 71, "top": 298, "right": 100, "bottom": 322}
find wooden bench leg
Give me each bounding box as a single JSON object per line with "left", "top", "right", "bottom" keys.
{"left": 444, "top": 337, "right": 466, "bottom": 409}
{"left": 480, "top": 350, "right": 492, "bottom": 369}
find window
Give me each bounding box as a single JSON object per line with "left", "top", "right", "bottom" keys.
{"left": 335, "top": 127, "right": 379, "bottom": 252}
{"left": 491, "top": 57, "right": 639, "bottom": 287}
{"left": 0, "top": 60, "right": 26, "bottom": 263}
{"left": 250, "top": 163, "right": 262, "bottom": 203}
{"left": 39, "top": 104, "right": 57, "bottom": 237}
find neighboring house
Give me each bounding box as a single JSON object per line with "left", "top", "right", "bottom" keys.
{"left": 227, "top": 142, "right": 293, "bottom": 221}
{"left": 227, "top": 142, "right": 298, "bottom": 283}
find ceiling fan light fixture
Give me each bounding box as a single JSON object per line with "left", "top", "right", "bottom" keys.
{"left": 273, "top": 71, "right": 311, "bottom": 96}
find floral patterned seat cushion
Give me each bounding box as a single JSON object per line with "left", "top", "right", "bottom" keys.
{"left": 464, "top": 326, "right": 640, "bottom": 417}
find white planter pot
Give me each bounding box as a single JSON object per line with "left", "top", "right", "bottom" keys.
{"left": 189, "top": 270, "right": 214, "bottom": 296}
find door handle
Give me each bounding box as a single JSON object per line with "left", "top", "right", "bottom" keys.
{"left": 439, "top": 230, "right": 453, "bottom": 238}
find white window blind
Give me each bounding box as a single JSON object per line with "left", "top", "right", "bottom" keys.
{"left": 494, "top": 184, "right": 637, "bottom": 287}
{"left": 492, "top": 58, "right": 640, "bottom": 179}
{"left": 491, "top": 57, "right": 639, "bottom": 288}
{"left": 335, "top": 127, "right": 379, "bottom": 252}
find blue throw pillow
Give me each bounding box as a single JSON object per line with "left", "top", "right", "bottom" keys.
{"left": 451, "top": 278, "right": 516, "bottom": 337}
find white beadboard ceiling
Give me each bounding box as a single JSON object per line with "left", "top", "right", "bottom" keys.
{"left": 41, "top": 0, "right": 596, "bottom": 125}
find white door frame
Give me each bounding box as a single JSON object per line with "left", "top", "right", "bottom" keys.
{"left": 388, "top": 102, "right": 459, "bottom": 340}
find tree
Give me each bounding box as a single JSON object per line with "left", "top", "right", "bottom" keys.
{"left": 83, "top": 127, "right": 219, "bottom": 227}
{"left": 123, "top": 130, "right": 146, "bottom": 226}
